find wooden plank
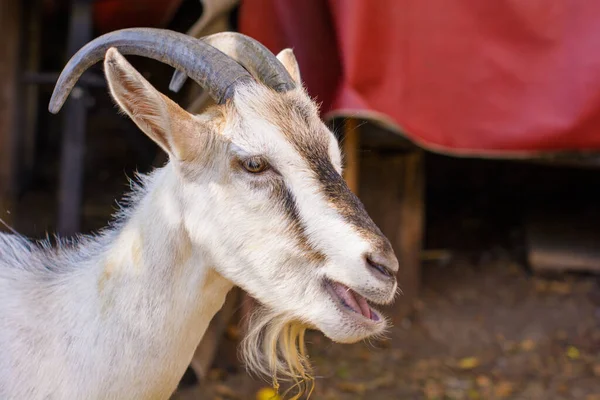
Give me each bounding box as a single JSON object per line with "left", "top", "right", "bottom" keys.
{"left": 0, "top": 0, "right": 22, "bottom": 227}
{"left": 359, "top": 150, "right": 425, "bottom": 321}
{"left": 343, "top": 118, "right": 360, "bottom": 194}
{"left": 526, "top": 213, "right": 600, "bottom": 273}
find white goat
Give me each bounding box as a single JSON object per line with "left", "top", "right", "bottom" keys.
{"left": 0, "top": 29, "right": 398, "bottom": 399}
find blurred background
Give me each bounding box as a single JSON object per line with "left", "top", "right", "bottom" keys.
{"left": 0, "top": 0, "right": 599, "bottom": 399}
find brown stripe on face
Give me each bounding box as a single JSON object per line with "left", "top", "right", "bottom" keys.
{"left": 271, "top": 97, "right": 391, "bottom": 252}
{"left": 236, "top": 87, "right": 391, "bottom": 252}
{"left": 307, "top": 150, "right": 392, "bottom": 253}
{"left": 271, "top": 178, "right": 326, "bottom": 264}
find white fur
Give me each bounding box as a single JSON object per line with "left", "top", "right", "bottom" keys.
{"left": 0, "top": 167, "right": 232, "bottom": 399}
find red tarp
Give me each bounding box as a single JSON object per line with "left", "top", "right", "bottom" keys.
{"left": 239, "top": 1, "right": 600, "bottom": 157}
{"left": 94, "top": 0, "right": 182, "bottom": 34}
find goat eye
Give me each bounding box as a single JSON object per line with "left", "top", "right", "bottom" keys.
{"left": 242, "top": 157, "right": 268, "bottom": 173}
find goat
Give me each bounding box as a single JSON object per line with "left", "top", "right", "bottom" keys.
{"left": 0, "top": 29, "right": 399, "bottom": 399}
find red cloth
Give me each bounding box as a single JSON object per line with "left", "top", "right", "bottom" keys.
{"left": 239, "top": 0, "right": 600, "bottom": 156}
{"left": 94, "top": 0, "right": 182, "bottom": 34}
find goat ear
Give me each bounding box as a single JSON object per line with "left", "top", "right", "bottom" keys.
{"left": 276, "top": 48, "right": 301, "bottom": 85}
{"left": 104, "top": 48, "right": 196, "bottom": 160}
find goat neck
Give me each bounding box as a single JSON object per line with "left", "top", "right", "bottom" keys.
{"left": 92, "top": 164, "right": 233, "bottom": 398}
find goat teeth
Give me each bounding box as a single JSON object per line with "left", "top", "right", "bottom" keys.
{"left": 370, "top": 310, "right": 380, "bottom": 321}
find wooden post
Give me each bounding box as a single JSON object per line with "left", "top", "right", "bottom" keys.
{"left": 56, "top": 0, "right": 93, "bottom": 236}
{"left": 359, "top": 150, "right": 425, "bottom": 321}
{"left": 189, "top": 288, "right": 240, "bottom": 381}
{"left": 343, "top": 118, "right": 360, "bottom": 194}
{"left": 0, "top": 0, "right": 22, "bottom": 227}
{"left": 21, "top": 0, "right": 42, "bottom": 183}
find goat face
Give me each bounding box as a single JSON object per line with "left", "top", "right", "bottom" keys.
{"left": 104, "top": 48, "right": 398, "bottom": 345}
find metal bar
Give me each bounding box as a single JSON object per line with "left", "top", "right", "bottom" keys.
{"left": 21, "top": 71, "right": 105, "bottom": 87}
{"left": 57, "top": 0, "right": 93, "bottom": 236}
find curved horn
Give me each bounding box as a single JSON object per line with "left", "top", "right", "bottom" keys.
{"left": 169, "top": 32, "right": 296, "bottom": 93}
{"left": 49, "top": 28, "right": 253, "bottom": 114}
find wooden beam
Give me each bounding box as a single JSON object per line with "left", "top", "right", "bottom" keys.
{"left": 0, "top": 0, "right": 22, "bottom": 227}
{"left": 189, "top": 288, "right": 240, "bottom": 381}
{"left": 185, "top": 0, "right": 239, "bottom": 39}
{"left": 343, "top": 118, "right": 360, "bottom": 194}
{"left": 359, "top": 150, "right": 425, "bottom": 321}
{"left": 526, "top": 212, "right": 600, "bottom": 274}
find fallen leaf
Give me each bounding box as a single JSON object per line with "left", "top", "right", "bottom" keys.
{"left": 414, "top": 299, "right": 426, "bottom": 311}
{"left": 520, "top": 339, "right": 536, "bottom": 351}
{"left": 207, "top": 368, "right": 226, "bottom": 381}
{"left": 566, "top": 346, "right": 580, "bottom": 360}
{"left": 468, "top": 388, "right": 481, "bottom": 399}
{"left": 336, "top": 381, "right": 366, "bottom": 394}
{"left": 502, "top": 341, "right": 518, "bottom": 353}
{"left": 535, "top": 279, "right": 572, "bottom": 294}
{"left": 476, "top": 376, "right": 491, "bottom": 388}
{"left": 534, "top": 280, "right": 549, "bottom": 293}
{"left": 446, "top": 388, "right": 467, "bottom": 399}
{"left": 563, "top": 361, "right": 575, "bottom": 377}
{"left": 423, "top": 380, "right": 444, "bottom": 399}
{"left": 458, "top": 357, "right": 480, "bottom": 370}
{"left": 335, "top": 365, "right": 350, "bottom": 379}
{"left": 521, "top": 382, "right": 545, "bottom": 398}
{"left": 256, "top": 387, "right": 281, "bottom": 400}
{"left": 494, "top": 381, "right": 514, "bottom": 398}
{"left": 214, "top": 384, "right": 240, "bottom": 399}
{"left": 365, "top": 373, "right": 394, "bottom": 390}
{"left": 507, "top": 262, "right": 521, "bottom": 275}
{"left": 391, "top": 349, "right": 405, "bottom": 361}
{"left": 226, "top": 325, "right": 240, "bottom": 340}
{"left": 549, "top": 281, "right": 572, "bottom": 295}
{"left": 557, "top": 383, "right": 569, "bottom": 394}
{"left": 358, "top": 349, "right": 372, "bottom": 361}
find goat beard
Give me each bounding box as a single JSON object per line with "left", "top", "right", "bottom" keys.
{"left": 240, "top": 304, "right": 314, "bottom": 399}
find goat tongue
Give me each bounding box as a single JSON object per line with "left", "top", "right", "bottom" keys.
{"left": 332, "top": 282, "right": 371, "bottom": 319}
{"left": 356, "top": 294, "right": 372, "bottom": 320}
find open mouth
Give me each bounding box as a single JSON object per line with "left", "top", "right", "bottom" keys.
{"left": 326, "top": 280, "right": 380, "bottom": 322}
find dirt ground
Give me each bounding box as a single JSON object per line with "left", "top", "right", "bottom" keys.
{"left": 174, "top": 250, "right": 600, "bottom": 400}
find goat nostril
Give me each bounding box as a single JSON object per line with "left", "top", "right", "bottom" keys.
{"left": 366, "top": 255, "right": 395, "bottom": 280}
